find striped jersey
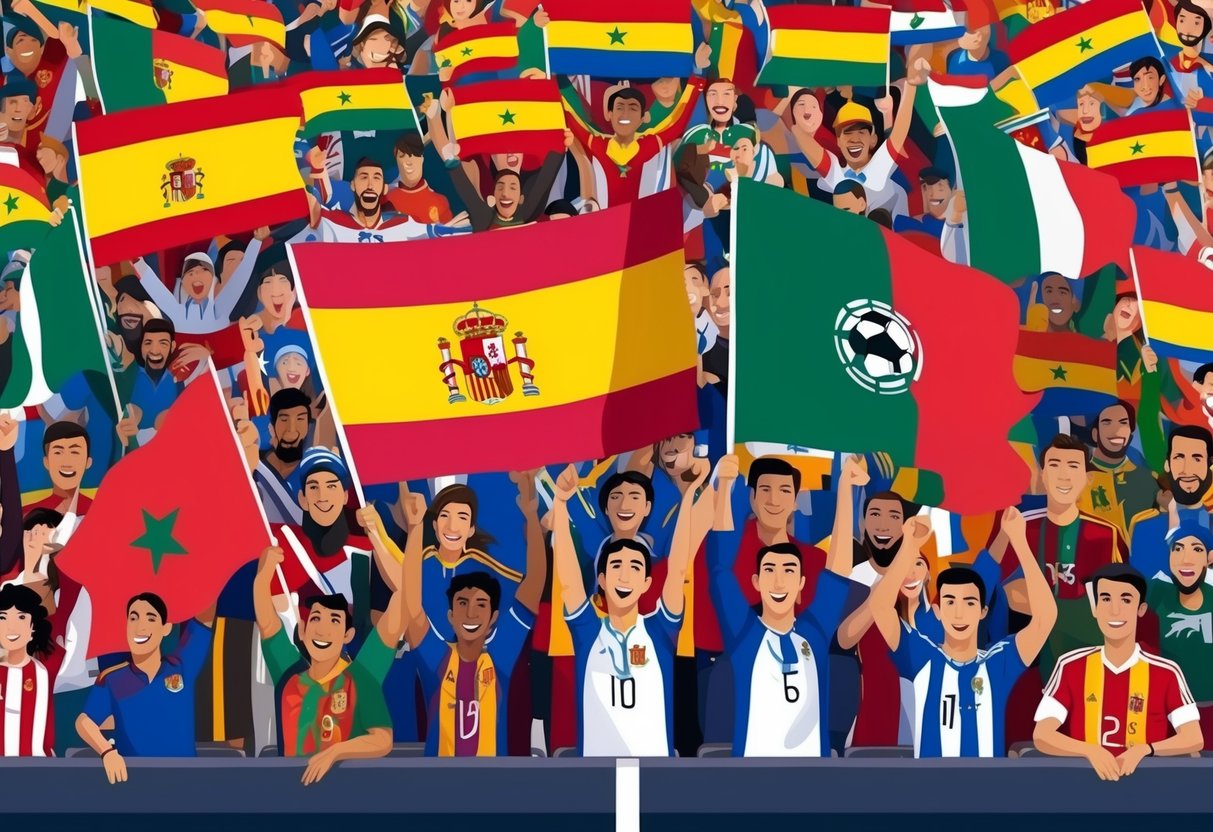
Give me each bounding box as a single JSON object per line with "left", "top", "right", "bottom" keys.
{"left": 893, "top": 629, "right": 1027, "bottom": 758}
{"left": 0, "top": 658, "right": 53, "bottom": 757}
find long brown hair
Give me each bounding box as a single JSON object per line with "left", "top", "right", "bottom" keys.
{"left": 426, "top": 484, "right": 496, "bottom": 551}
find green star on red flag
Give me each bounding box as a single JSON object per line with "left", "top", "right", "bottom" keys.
{"left": 499, "top": 108, "right": 517, "bottom": 125}
{"left": 1129, "top": 141, "right": 1145, "bottom": 155}
{"left": 1050, "top": 365, "right": 1068, "bottom": 380}
{"left": 607, "top": 26, "right": 627, "bottom": 45}
{"left": 1076, "top": 37, "right": 1093, "bottom": 52}
{"left": 337, "top": 90, "right": 353, "bottom": 106}
{"left": 3, "top": 193, "right": 18, "bottom": 214}
{"left": 131, "top": 508, "right": 188, "bottom": 573}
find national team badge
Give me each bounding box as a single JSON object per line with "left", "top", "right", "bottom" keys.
{"left": 321, "top": 714, "right": 335, "bottom": 743}
{"left": 971, "top": 677, "right": 984, "bottom": 696}
{"left": 153, "top": 58, "right": 173, "bottom": 91}
{"left": 436, "top": 302, "right": 539, "bottom": 405}
{"left": 331, "top": 690, "right": 348, "bottom": 715}
{"left": 1128, "top": 693, "right": 1145, "bottom": 714}
{"left": 628, "top": 644, "right": 648, "bottom": 667}
{"left": 23, "top": 678, "right": 33, "bottom": 692}
{"left": 161, "top": 156, "right": 206, "bottom": 208}
{"left": 800, "top": 640, "right": 811, "bottom": 659}
{"left": 34, "top": 69, "right": 52, "bottom": 89}
{"left": 480, "top": 666, "right": 496, "bottom": 688}
{"left": 165, "top": 674, "right": 184, "bottom": 693}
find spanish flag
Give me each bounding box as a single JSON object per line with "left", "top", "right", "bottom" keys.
{"left": 1007, "top": 0, "right": 1162, "bottom": 109}
{"left": 288, "top": 190, "right": 697, "bottom": 484}
{"left": 1086, "top": 109, "right": 1197, "bottom": 188}
{"left": 152, "top": 29, "right": 228, "bottom": 104}
{"left": 295, "top": 68, "right": 416, "bottom": 138}
{"left": 0, "top": 163, "right": 53, "bottom": 252}
{"left": 1013, "top": 329, "right": 1117, "bottom": 416}
{"left": 192, "top": 0, "right": 285, "bottom": 47}
{"left": 756, "top": 6, "right": 891, "bottom": 88}
{"left": 74, "top": 86, "right": 306, "bottom": 265}
{"left": 434, "top": 22, "right": 519, "bottom": 84}
{"left": 1132, "top": 246, "right": 1213, "bottom": 362}
{"left": 449, "top": 79, "right": 565, "bottom": 158}
{"left": 543, "top": 0, "right": 695, "bottom": 79}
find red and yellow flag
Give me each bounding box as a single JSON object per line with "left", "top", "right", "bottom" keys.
{"left": 1086, "top": 109, "right": 1198, "bottom": 188}
{"left": 193, "top": 0, "right": 285, "bottom": 46}
{"left": 74, "top": 85, "right": 306, "bottom": 265}
{"left": 434, "top": 22, "right": 519, "bottom": 83}
{"left": 152, "top": 29, "right": 229, "bottom": 103}
{"left": 289, "top": 190, "right": 698, "bottom": 484}
{"left": 449, "top": 78, "right": 566, "bottom": 157}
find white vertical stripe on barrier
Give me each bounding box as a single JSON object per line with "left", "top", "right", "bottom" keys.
{"left": 616, "top": 758, "right": 640, "bottom": 832}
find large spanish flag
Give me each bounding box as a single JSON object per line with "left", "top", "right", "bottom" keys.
{"left": 289, "top": 190, "right": 697, "bottom": 484}
{"left": 152, "top": 29, "right": 228, "bottom": 103}
{"left": 1008, "top": 0, "right": 1162, "bottom": 109}
{"left": 74, "top": 86, "right": 306, "bottom": 265}
{"left": 757, "top": 6, "right": 891, "bottom": 88}
{"left": 192, "top": 0, "right": 285, "bottom": 47}
{"left": 1086, "top": 109, "right": 1198, "bottom": 188}
{"left": 295, "top": 68, "right": 416, "bottom": 137}
{"left": 434, "top": 22, "right": 519, "bottom": 83}
{"left": 1132, "top": 246, "right": 1213, "bottom": 362}
{"left": 1013, "top": 329, "right": 1117, "bottom": 416}
{"left": 449, "top": 78, "right": 566, "bottom": 157}
{"left": 543, "top": 0, "right": 695, "bottom": 78}
{"left": 0, "top": 163, "right": 54, "bottom": 252}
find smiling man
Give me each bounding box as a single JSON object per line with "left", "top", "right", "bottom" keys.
{"left": 1130, "top": 426, "right": 1213, "bottom": 581}
{"left": 384, "top": 132, "right": 452, "bottom": 224}
{"left": 446, "top": 148, "right": 567, "bottom": 231}
{"left": 1079, "top": 400, "right": 1156, "bottom": 537}
{"left": 1034, "top": 563, "right": 1203, "bottom": 779}
{"left": 119, "top": 318, "right": 182, "bottom": 448}
{"left": 24, "top": 421, "right": 93, "bottom": 523}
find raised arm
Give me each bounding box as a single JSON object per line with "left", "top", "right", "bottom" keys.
{"left": 253, "top": 545, "right": 285, "bottom": 640}
{"left": 889, "top": 53, "right": 930, "bottom": 158}
{"left": 1003, "top": 506, "right": 1057, "bottom": 665}
{"left": 551, "top": 464, "right": 587, "bottom": 613}
{"left": 511, "top": 469, "right": 547, "bottom": 614}
{"left": 662, "top": 458, "right": 710, "bottom": 615}
{"left": 358, "top": 506, "right": 408, "bottom": 648}
{"left": 827, "top": 454, "right": 868, "bottom": 576}
{"left": 399, "top": 486, "right": 429, "bottom": 649}
{"left": 132, "top": 256, "right": 181, "bottom": 316}
{"left": 871, "top": 517, "right": 931, "bottom": 651}
{"left": 213, "top": 233, "right": 265, "bottom": 320}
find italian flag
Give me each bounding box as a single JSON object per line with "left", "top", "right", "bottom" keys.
{"left": 930, "top": 75, "right": 1136, "bottom": 284}
{"left": 1, "top": 210, "right": 110, "bottom": 410}
{"left": 730, "top": 179, "right": 1039, "bottom": 516}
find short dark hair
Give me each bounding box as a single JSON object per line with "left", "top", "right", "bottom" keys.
{"left": 269, "top": 387, "right": 313, "bottom": 424}
{"left": 607, "top": 87, "right": 648, "bottom": 114}
{"left": 597, "top": 471, "right": 654, "bottom": 516}
{"left": 919, "top": 166, "right": 952, "bottom": 186}
{"left": 747, "top": 457, "right": 801, "bottom": 494}
{"left": 142, "top": 317, "right": 176, "bottom": 339}
{"left": 216, "top": 240, "right": 246, "bottom": 273}
{"left": 353, "top": 156, "right": 384, "bottom": 176}
{"left": 1130, "top": 55, "right": 1165, "bottom": 79}
{"left": 1039, "top": 432, "right": 1092, "bottom": 468}
{"left": 1195, "top": 362, "right": 1213, "bottom": 385}
{"left": 0, "top": 584, "right": 52, "bottom": 657}
{"left": 42, "top": 420, "right": 90, "bottom": 456}
{"left": 22, "top": 507, "right": 63, "bottom": 532}
{"left": 1092, "top": 399, "right": 1137, "bottom": 437}
{"left": 492, "top": 168, "right": 522, "bottom": 186}
{"left": 1089, "top": 563, "right": 1148, "bottom": 602}
{"left": 597, "top": 538, "right": 652, "bottom": 579}
{"left": 868, "top": 208, "right": 893, "bottom": 229}
{"left": 446, "top": 572, "right": 502, "bottom": 613}
{"left": 259, "top": 261, "right": 296, "bottom": 290}
{"left": 127, "top": 592, "right": 168, "bottom": 623}
{"left": 755, "top": 541, "right": 803, "bottom": 574}
{"left": 1177, "top": 0, "right": 1213, "bottom": 39}
{"left": 544, "top": 199, "right": 578, "bottom": 217}
{"left": 834, "top": 180, "right": 867, "bottom": 201}
{"left": 863, "top": 490, "right": 909, "bottom": 517}
{"left": 936, "top": 566, "right": 987, "bottom": 607}
{"left": 1168, "top": 424, "right": 1213, "bottom": 460}
{"left": 394, "top": 132, "right": 424, "bottom": 159}
{"left": 295, "top": 594, "right": 354, "bottom": 661}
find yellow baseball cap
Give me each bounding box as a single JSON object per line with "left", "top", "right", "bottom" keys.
{"left": 834, "top": 101, "right": 874, "bottom": 131}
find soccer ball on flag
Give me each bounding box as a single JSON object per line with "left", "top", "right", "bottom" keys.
{"left": 834, "top": 300, "right": 922, "bottom": 395}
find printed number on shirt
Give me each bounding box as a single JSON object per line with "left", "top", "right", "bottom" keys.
{"left": 1102, "top": 716, "right": 1122, "bottom": 748}
{"left": 610, "top": 676, "right": 636, "bottom": 709}
{"left": 459, "top": 699, "right": 480, "bottom": 740}
{"left": 783, "top": 672, "right": 800, "bottom": 704}
{"left": 942, "top": 693, "right": 957, "bottom": 730}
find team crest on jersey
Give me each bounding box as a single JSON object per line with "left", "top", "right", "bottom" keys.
{"left": 628, "top": 644, "right": 648, "bottom": 667}
{"left": 164, "top": 674, "right": 184, "bottom": 693}
{"left": 331, "top": 690, "right": 348, "bottom": 715}
{"left": 800, "top": 640, "right": 811, "bottom": 658}
{"left": 436, "top": 303, "right": 540, "bottom": 405}
{"left": 161, "top": 156, "right": 206, "bottom": 207}
{"left": 1086, "top": 693, "right": 1098, "bottom": 703}
{"left": 971, "top": 677, "right": 984, "bottom": 696}
{"left": 1128, "top": 693, "right": 1145, "bottom": 714}
{"left": 480, "top": 666, "right": 496, "bottom": 687}
{"left": 35, "top": 69, "right": 52, "bottom": 89}
{"left": 23, "top": 678, "right": 33, "bottom": 692}
{"left": 321, "top": 714, "right": 336, "bottom": 743}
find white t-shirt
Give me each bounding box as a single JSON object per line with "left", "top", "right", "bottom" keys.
{"left": 820, "top": 143, "right": 908, "bottom": 218}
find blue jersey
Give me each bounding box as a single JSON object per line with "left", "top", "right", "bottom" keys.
{"left": 893, "top": 629, "right": 1026, "bottom": 758}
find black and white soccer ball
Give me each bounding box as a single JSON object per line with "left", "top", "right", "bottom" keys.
{"left": 834, "top": 300, "right": 921, "bottom": 394}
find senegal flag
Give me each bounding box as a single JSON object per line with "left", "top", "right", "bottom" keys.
{"left": 191, "top": 0, "right": 285, "bottom": 46}
{"left": 434, "top": 22, "right": 519, "bottom": 83}
{"left": 0, "top": 163, "right": 54, "bottom": 252}
{"left": 0, "top": 209, "right": 110, "bottom": 409}
{"left": 448, "top": 78, "right": 566, "bottom": 157}
{"left": 731, "top": 180, "right": 1038, "bottom": 516}
{"left": 295, "top": 68, "right": 416, "bottom": 138}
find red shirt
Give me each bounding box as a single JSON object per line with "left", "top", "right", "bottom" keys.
{"left": 733, "top": 520, "right": 825, "bottom": 614}
{"left": 0, "top": 658, "right": 54, "bottom": 756}
{"left": 22, "top": 38, "right": 67, "bottom": 149}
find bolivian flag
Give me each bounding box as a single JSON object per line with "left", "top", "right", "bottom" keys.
{"left": 434, "top": 22, "right": 519, "bottom": 83}
{"left": 1007, "top": 0, "right": 1162, "bottom": 109}
{"left": 1013, "top": 329, "right": 1117, "bottom": 416}
{"left": 295, "top": 69, "right": 416, "bottom": 137}
{"left": 0, "top": 163, "right": 54, "bottom": 252}
{"left": 288, "top": 190, "right": 697, "bottom": 484}
{"left": 192, "top": 0, "right": 285, "bottom": 47}
{"left": 757, "top": 6, "right": 891, "bottom": 88}
{"left": 543, "top": 0, "right": 695, "bottom": 78}
{"left": 152, "top": 30, "right": 228, "bottom": 103}
{"left": 74, "top": 86, "right": 306, "bottom": 265}
{"left": 449, "top": 79, "right": 565, "bottom": 157}
{"left": 1086, "top": 109, "right": 1197, "bottom": 188}
{"left": 1132, "top": 245, "right": 1213, "bottom": 362}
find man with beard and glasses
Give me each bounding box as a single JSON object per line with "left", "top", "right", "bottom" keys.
{"left": 305, "top": 157, "right": 470, "bottom": 243}
{"left": 116, "top": 319, "right": 181, "bottom": 448}
{"left": 252, "top": 388, "right": 313, "bottom": 526}
{"left": 1147, "top": 521, "right": 1213, "bottom": 747}
{"left": 1080, "top": 400, "right": 1158, "bottom": 536}
{"left": 1130, "top": 426, "right": 1213, "bottom": 581}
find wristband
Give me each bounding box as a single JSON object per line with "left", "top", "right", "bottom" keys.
{"left": 100, "top": 747, "right": 116, "bottom": 759}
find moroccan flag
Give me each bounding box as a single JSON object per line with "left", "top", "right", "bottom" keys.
{"left": 55, "top": 370, "right": 273, "bottom": 657}
{"left": 930, "top": 75, "right": 1135, "bottom": 284}
{"left": 295, "top": 68, "right": 416, "bottom": 138}
{"left": 543, "top": 0, "right": 694, "bottom": 78}
{"left": 88, "top": 6, "right": 163, "bottom": 113}
{"left": 1132, "top": 246, "right": 1213, "bottom": 362}
{"left": 74, "top": 86, "right": 306, "bottom": 265}
{"left": 756, "top": 6, "right": 891, "bottom": 88}
{"left": 732, "top": 180, "right": 1038, "bottom": 516}
{"left": 152, "top": 29, "right": 228, "bottom": 103}
{"left": 448, "top": 79, "right": 565, "bottom": 157}
{"left": 434, "top": 23, "right": 519, "bottom": 83}
{"left": 0, "top": 209, "right": 109, "bottom": 409}
{"left": 0, "top": 163, "right": 53, "bottom": 252}
{"left": 1007, "top": 0, "right": 1162, "bottom": 109}
{"left": 289, "top": 190, "right": 697, "bottom": 484}
{"left": 1085, "top": 109, "right": 1198, "bottom": 188}
{"left": 1013, "top": 329, "right": 1117, "bottom": 416}
{"left": 192, "top": 0, "right": 285, "bottom": 47}
{"left": 890, "top": 0, "right": 965, "bottom": 45}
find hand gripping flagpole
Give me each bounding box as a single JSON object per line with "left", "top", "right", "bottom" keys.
{"left": 1127, "top": 246, "right": 1151, "bottom": 345}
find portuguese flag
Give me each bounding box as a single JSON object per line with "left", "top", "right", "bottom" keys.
{"left": 295, "top": 68, "right": 416, "bottom": 138}
{"left": 55, "top": 369, "right": 273, "bottom": 658}
{"left": 731, "top": 180, "right": 1038, "bottom": 515}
